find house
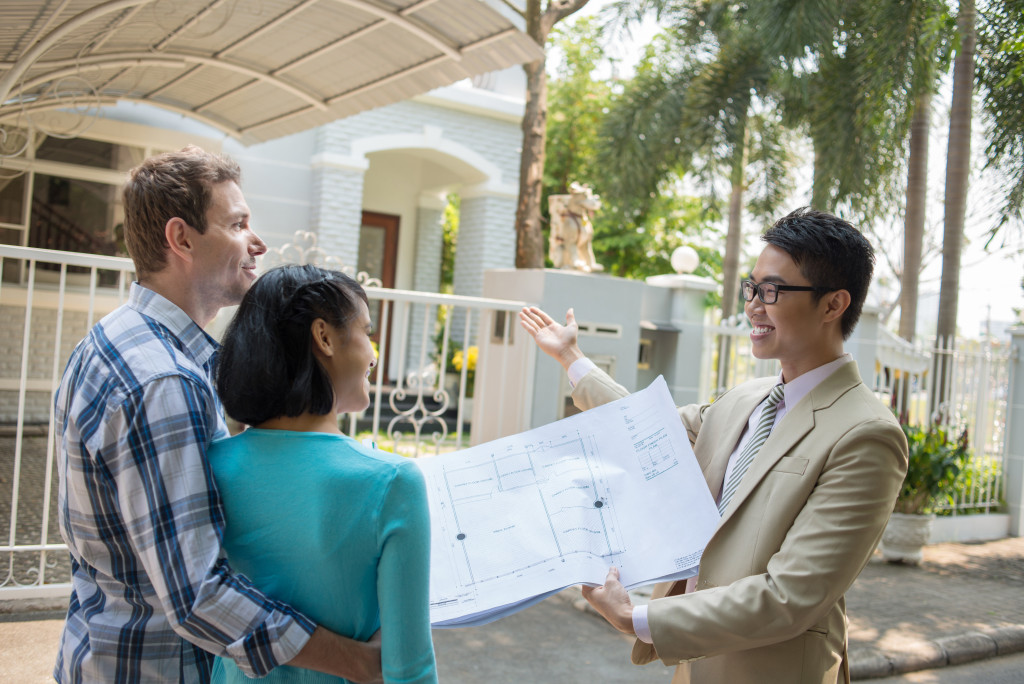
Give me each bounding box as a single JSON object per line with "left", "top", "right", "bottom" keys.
{"left": 1, "top": 0, "right": 541, "bottom": 421}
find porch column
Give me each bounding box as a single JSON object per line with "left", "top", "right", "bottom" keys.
{"left": 450, "top": 186, "right": 516, "bottom": 346}
{"left": 1006, "top": 327, "right": 1024, "bottom": 536}
{"left": 406, "top": 193, "right": 448, "bottom": 373}
{"left": 310, "top": 151, "right": 367, "bottom": 268}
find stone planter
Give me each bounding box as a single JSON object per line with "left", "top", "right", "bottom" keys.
{"left": 879, "top": 512, "right": 935, "bottom": 565}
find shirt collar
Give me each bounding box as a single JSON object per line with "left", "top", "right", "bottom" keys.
{"left": 127, "top": 282, "right": 220, "bottom": 367}
{"left": 778, "top": 353, "right": 852, "bottom": 410}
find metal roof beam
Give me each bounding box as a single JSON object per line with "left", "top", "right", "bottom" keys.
{"left": 0, "top": 0, "right": 150, "bottom": 105}
{"left": 4, "top": 52, "right": 328, "bottom": 111}
{"left": 0, "top": 96, "right": 242, "bottom": 139}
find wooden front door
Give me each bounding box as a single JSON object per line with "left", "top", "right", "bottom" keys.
{"left": 358, "top": 211, "right": 398, "bottom": 380}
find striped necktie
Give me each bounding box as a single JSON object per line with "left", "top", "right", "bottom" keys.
{"left": 718, "top": 383, "right": 786, "bottom": 515}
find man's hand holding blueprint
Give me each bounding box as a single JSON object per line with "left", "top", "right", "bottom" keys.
{"left": 416, "top": 376, "right": 719, "bottom": 628}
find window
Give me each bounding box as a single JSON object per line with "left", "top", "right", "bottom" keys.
{"left": 1, "top": 136, "right": 133, "bottom": 262}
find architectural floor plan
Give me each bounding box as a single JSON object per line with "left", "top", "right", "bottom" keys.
{"left": 418, "top": 377, "right": 719, "bottom": 627}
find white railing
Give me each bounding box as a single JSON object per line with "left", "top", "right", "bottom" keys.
{"left": 0, "top": 244, "right": 524, "bottom": 601}
{"left": 700, "top": 313, "right": 1011, "bottom": 515}
{"left": 351, "top": 288, "right": 526, "bottom": 457}
{"left": 871, "top": 335, "right": 1012, "bottom": 515}
{"left": 1, "top": 244, "right": 135, "bottom": 600}
{"left": 699, "top": 315, "right": 778, "bottom": 402}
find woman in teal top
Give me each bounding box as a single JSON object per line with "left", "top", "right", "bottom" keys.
{"left": 209, "top": 265, "right": 436, "bottom": 684}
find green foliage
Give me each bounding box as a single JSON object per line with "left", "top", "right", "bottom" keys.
{"left": 978, "top": 0, "right": 1024, "bottom": 236}
{"left": 934, "top": 455, "right": 1004, "bottom": 516}
{"left": 545, "top": 17, "right": 614, "bottom": 194}
{"left": 895, "top": 421, "right": 970, "bottom": 515}
{"left": 439, "top": 194, "right": 459, "bottom": 294}
{"left": 805, "top": 0, "right": 952, "bottom": 220}
{"left": 545, "top": 17, "right": 723, "bottom": 282}
{"left": 593, "top": 192, "right": 724, "bottom": 282}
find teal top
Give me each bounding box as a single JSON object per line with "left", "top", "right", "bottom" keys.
{"left": 207, "top": 429, "right": 437, "bottom": 684}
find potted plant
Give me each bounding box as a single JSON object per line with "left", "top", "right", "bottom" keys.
{"left": 879, "top": 421, "right": 969, "bottom": 564}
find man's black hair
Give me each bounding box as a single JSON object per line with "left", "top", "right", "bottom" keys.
{"left": 762, "top": 207, "right": 875, "bottom": 340}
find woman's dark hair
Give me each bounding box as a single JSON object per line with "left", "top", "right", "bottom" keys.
{"left": 762, "top": 207, "right": 875, "bottom": 340}
{"left": 216, "top": 264, "right": 368, "bottom": 426}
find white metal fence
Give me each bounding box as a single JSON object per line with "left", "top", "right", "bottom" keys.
{"left": 699, "top": 315, "right": 778, "bottom": 402}
{"left": 870, "top": 335, "right": 1012, "bottom": 514}
{"left": 701, "top": 315, "right": 1012, "bottom": 516}
{"left": 0, "top": 244, "right": 522, "bottom": 600}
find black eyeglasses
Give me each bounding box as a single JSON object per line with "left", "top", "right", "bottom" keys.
{"left": 741, "top": 279, "right": 834, "bottom": 305}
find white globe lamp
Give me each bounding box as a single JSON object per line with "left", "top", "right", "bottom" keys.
{"left": 671, "top": 246, "right": 699, "bottom": 274}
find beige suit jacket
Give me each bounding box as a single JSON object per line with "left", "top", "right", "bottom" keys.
{"left": 573, "top": 362, "right": 907, "bottom": 684}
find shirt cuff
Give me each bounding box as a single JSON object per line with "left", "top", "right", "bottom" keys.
{"left": 567, "top": 357, "right": 597, "bottom": 388}
{"left": 633, "top": 605, "right": 653, "bottom": 644}
{"left": 226, "top": 614, "right": 315, "bottom": 677}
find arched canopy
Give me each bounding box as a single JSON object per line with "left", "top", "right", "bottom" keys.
{"left": 0, "top": 0, "right": 541, "bottom": 145}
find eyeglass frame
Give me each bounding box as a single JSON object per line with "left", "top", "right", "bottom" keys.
{"left": 741, "top": 279, "right": 836, "bottom": 305}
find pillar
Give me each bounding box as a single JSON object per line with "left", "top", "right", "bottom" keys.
{"left": 1006, "top": 327, "right": 1024, "bottom": 536}
{"left": 406, "top": 193, "right": 447, "bottom": 372}
{"left": 309, "top": 151, "right": 367, "bottom": 268}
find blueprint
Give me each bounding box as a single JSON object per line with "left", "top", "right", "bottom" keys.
{"left": 417, "top": 376, "right": 720, "bottom": 628}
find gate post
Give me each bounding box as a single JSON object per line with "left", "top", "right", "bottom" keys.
{"left": 1006, "top": 327, "right": 1024, "bottom": 536}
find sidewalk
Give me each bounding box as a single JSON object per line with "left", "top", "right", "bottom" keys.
{"left": 2, "top": 537, "right": 1023, "bottom": 682}
{"left": 844, "top": 536, "right": 1024, "bottom": 679}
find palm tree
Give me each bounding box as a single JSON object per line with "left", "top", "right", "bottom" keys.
{"left": 933, "top": 0, "right": 976, "bottom": 422}
{"left": 598, "top": 4, "right": 792, "bottom": 390}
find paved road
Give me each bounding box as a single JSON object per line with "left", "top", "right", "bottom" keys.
{"left": 433, "top": 591, "right": 672, "bottom": 683}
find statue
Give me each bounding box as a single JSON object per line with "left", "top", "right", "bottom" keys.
{"left": 548, "top": 182, "right": 603, "bottom": 273}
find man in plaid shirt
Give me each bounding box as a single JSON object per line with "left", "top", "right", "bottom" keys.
{"left": 54, "top": 146, "right": 381, "bottom": 683}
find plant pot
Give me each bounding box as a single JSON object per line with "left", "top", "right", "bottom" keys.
{"left": 878, "top": 512, "right": 935, "bottom": 565}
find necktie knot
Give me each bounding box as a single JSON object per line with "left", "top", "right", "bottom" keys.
{"left": 766, "top": 383, "right": 785, "bottom": 409}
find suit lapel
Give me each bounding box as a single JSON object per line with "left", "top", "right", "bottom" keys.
{"left": 701, "top": 379, "right": 777, "bottom": 500}
{"left": 717, "top": 362, "right": 863, "bottom": 527}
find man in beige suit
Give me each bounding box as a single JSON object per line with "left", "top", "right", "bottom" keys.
{"left": 520, "top": 208, "right": 907, "bottom": 683}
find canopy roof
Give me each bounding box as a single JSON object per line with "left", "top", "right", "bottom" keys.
{"left": 0, "top": 0, "right": 541, "bottom": 144}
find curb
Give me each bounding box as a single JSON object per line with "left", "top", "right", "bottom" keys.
{"left": 562, "top": 587, "right": 1024, "bottom": 680}
{"left": 849, "top": 625, "right": 1024, "bottom": 680}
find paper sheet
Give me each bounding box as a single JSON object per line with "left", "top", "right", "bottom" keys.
{"left": 417, "top": 376, "right": 720, "bottom": 627}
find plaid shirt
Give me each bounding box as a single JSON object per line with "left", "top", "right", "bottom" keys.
{"left": 54, "top": 283, "right": 315, "bottom": 683}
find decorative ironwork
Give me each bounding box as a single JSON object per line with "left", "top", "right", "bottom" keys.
{"left": 260, "top": 230, "right": 381, "bottom": 287}
{"left": 386, "top": 365, "right": 451, "bottom": 459}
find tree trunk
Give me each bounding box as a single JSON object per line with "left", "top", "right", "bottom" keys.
{"left": 932, "top": 0, "right": 975, "bottom": 423}
{"left": 513, "top": 0, "right": 590, "bottom": 269}
{"left": 896, "top": 90, "right": 932, "bottom": 421}
{"left": 515, "top": 58, "right": 549, "bottom": 268}
{"left": 715, "top": 120, "right": 748, "bottom": 393}
{"left": 899, "top": 90, "right": 932, "bottom": 344}
{"left": 810, "top": 142, "right": 829, "bottom": 210}
{"left": 721, "top": 133, "right": 748, "bottom": 323}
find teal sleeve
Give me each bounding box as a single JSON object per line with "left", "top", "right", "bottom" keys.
{"left": 376, "top": 460, "right": 437, "bottom": 684}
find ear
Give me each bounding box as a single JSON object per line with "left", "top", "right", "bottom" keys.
{"left": 822, "top": 289, "right": 851, "bottom": 324}
{"left": 164, "top": 218, "right": 194, "bottom": 264}
{"left": 310, "top": 318, "right": 334, "bottom": 358}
